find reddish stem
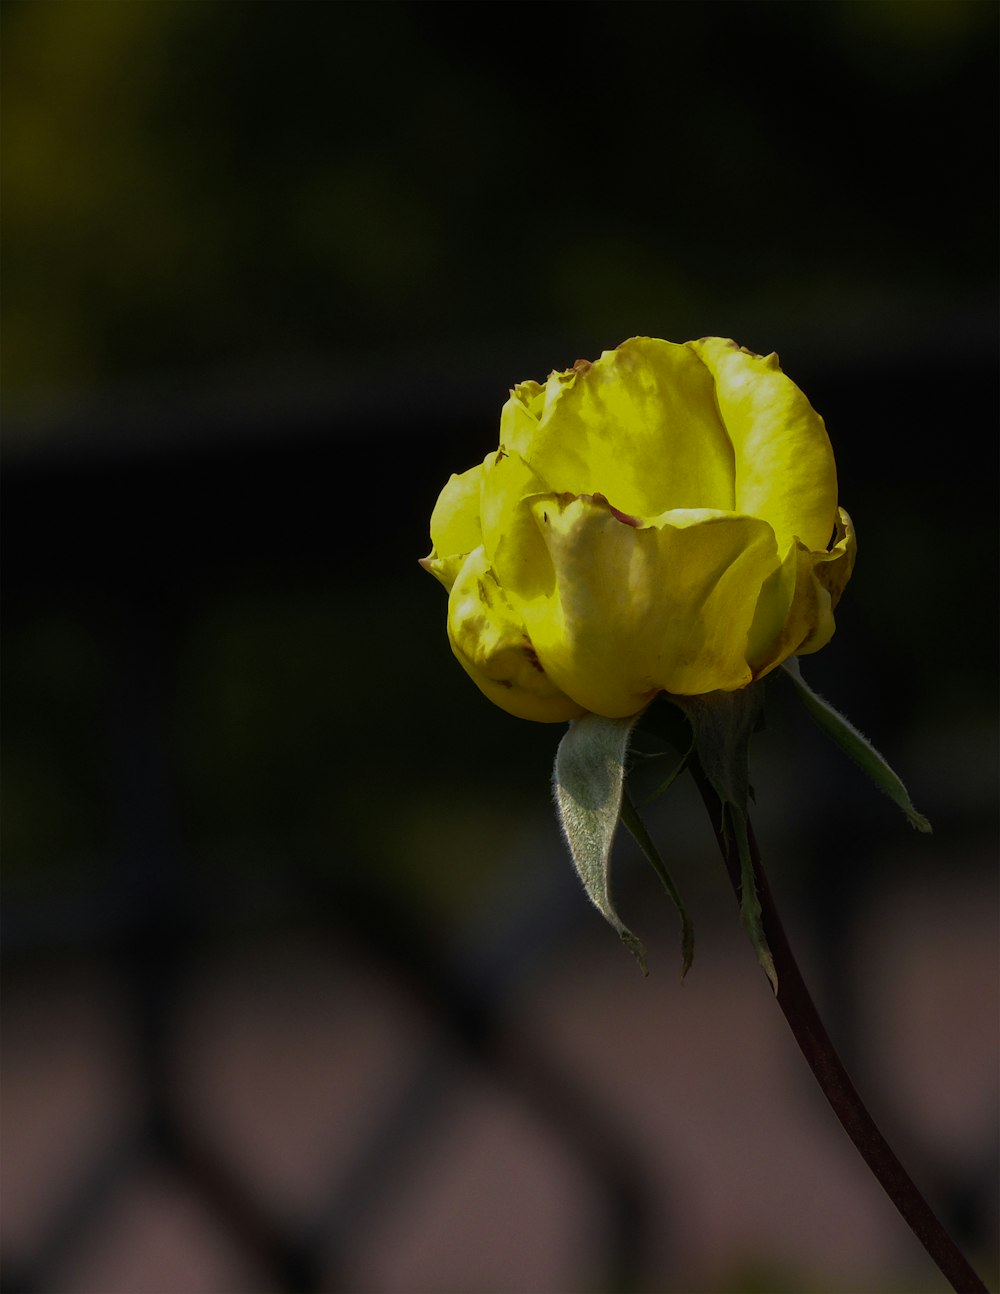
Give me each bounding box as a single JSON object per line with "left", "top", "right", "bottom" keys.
{"left": 689, "top": 761, "right": 989, "bottom": 1294}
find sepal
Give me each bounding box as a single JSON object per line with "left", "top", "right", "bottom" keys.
{"left": 620, "top": 789, "right": 695, "bottom": 980}
{"left": 781, "top": 658, "right": 932, "bottom": 833}
{"left": 553, "top": 714, "right": 647, "bottom": 972}
{"left": 669, "top": 685, "right": 778, "bottom": 991}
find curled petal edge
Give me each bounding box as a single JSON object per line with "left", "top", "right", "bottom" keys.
{"left": 446, "top": 546, "right": 585, "bottom": 723}
{"left": 424, "top": 459, "right": 489, "bottom": 592}
{"left": 506, "top": 493, "right": 784, "bottom": 715}
{"left": 748, "top": 507, "right": 856, "bottom": 677}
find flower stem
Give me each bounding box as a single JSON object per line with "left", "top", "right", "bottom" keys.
{"left": 688, "top": 759, "right": 989, "bottom": 1294}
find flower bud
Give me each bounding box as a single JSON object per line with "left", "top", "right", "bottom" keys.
{"left": 422, "top": 337, "right": 855, "bottom": 722}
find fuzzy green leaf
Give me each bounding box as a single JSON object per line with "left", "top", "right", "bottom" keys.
{"left": 782, "top": 659, "right": 932, "bottom": 833}
{"left": 620, "top": 790, "right": 694, "bottom": 979}
{"left": 728, "top": 806, "right": 777, "bottom": 992}
{"left": 553, "top": 714, "right": 646, "bottom": 972}
{"left": 668, "top": 685, "right": 776, "bottom": 989}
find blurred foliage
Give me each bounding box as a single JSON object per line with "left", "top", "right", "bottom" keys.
{"left": 3, "top": 0, "right": 996, "bottom": 414}
{"left": 170, "top": 579, "right": 561, "bottom": 910}
{"left": 2, "top": 614, "right": 113, "bottom": 887}
{"left": 3, "top": 0, "right": 996, "bottom": 902}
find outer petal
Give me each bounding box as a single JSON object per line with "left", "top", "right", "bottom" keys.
{"left": 499, "top": 338, "right": 736, "bottom": 517}
{"left": 479, "top": 447, "right": 554, "bottom": 597}
{"left": 446, "top": 546, "right": 584, "bottom": 723}
{"left": 748, "top": 508, "right": 857, "bottom": 675}
{"left": 797, "top": 506, "right": 857, "bottom": 653}
{"left": 499, "top": 494, "right": 782, "bottom": 717}
{"left": 420, "top": 458, "right": 487, "bottom": 591}
{"left": 690, "top": 338, "right": 837, "bottom": 553}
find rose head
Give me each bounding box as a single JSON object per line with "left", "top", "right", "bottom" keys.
{"left": 421, "top": 337, "right": 856, "bottom": 722}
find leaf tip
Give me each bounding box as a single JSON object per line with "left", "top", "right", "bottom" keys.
{"left": 621, "top": 930, "right": 649, "bottom": 976}
{"left": 680, "top": 933, "right": 694, "bottom": 983}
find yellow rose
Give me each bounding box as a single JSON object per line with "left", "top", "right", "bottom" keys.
{"left": 421, "top": 337, "right": 856, "bottom": 722}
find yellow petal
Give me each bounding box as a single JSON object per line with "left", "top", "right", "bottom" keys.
{"left": 421, "top": 458, "right": 487, "bottom": 591}
{"left": 748, "top": 508, "right": 858, "bottom": 675}
{"left": 689, "top": 338, "right": 838, "bottom": 554}
{"left": 797, "top": 506, "right": 857, "bottom": 653}
{"left": 499, "top": 338, "right": 735, "bottom": 518}
{"left": 499, "top": 493, "right": 782, "bottom": 717}
{"left": 424, "top": 338, "right": 855, "bottom": 723}
{"left": 446, "top": 546, "right": 584, "bottom": 723}
{"left": 479, "top": 447, "right": 555, "bottom": 600}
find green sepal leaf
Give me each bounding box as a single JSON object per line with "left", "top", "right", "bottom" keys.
{"left": 727, "top": 805, "right": 777, "bottom": 993}
{"left": 620, "top": 789, "right": 694, "bottom": 980}
{"left": 639, "top": 740, "right": 694, "bottom": 808}
{"left": 781, "top": 658, "right": 932, "bottom": 834}
{"left": 553, "top": 713, "right": 646, "bottom": 973}
{"left": 669, "top": 685, "right": 763, "bottom": 813}
{"left": 668, "top": 685, "right": 777, "bottom": 990}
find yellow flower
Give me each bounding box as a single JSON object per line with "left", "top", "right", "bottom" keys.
{"left": 421, "top": 337, "right": 856, "bottom": 722}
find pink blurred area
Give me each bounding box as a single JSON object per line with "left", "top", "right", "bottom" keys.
{"left": 3, "top": 863, "right": 995, "bottom": 1294}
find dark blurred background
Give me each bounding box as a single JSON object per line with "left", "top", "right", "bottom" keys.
{"left": 3, "top": 2, "right": 997, "bottom": 1292}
